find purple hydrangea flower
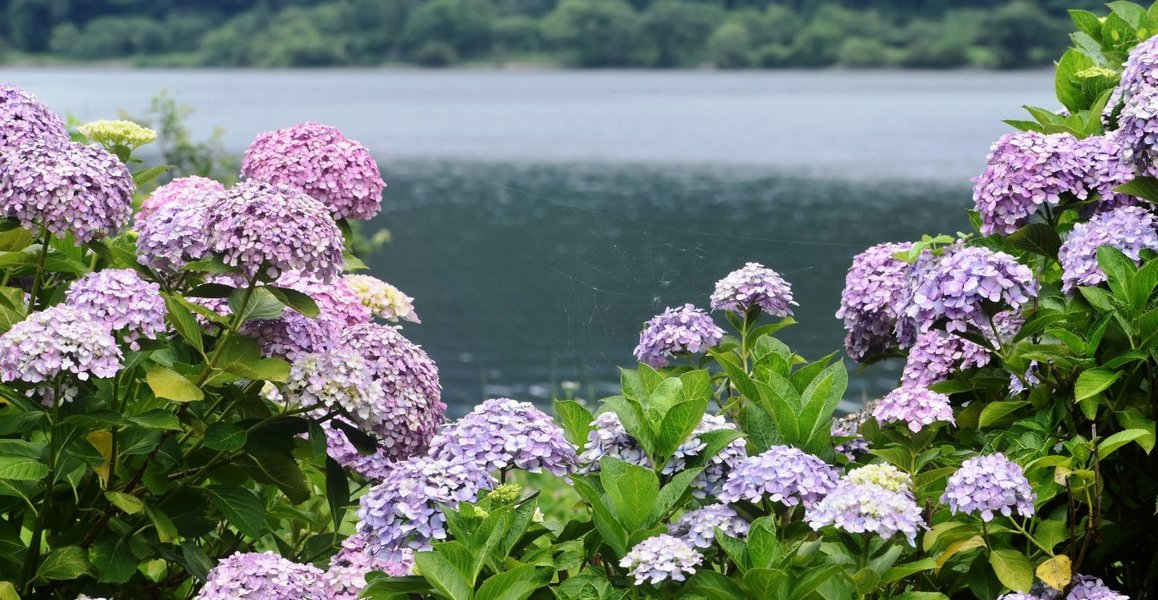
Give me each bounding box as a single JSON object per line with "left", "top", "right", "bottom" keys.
{"left": 633, "top": 304, "right": 723, "bottom": 368}
{"left": 325, "top": 533, "right": 413, "bottom": 600}
{"left": 66, "top": 269, "right": 166, "bottom": 351}
{"left": 0, "top": 83, "right": 69, "bottom": 153}
{"left": 137, "top": 176, "right": 225, "bottom": 220}
{"left": 344, "top": 274, "right": 420, "bottom": 323}
{"left": 837, "top": 242, "right": 915, "bottom": 361}
{"left": 718, "top": 445, "right": 838, "bottom": 508}
{"left": 356, "top": 456, "right": 493, "bottom": 559}
{"left": 997, "top": 575, "right": 1128, "bottom": 600}
{"left": 619, "top": 534, "right": 702, "bottom": 586}
{"left": 903, "top": 246, "right": 1036, "bottom": 335}
{"left": 941, "top": 453, "right": 1036, "bottom": 521}
{"left": 429, "top": 398, "right": 577, "bottom": 476}
{"left": 872, "top": 386, "right": 955, "bottom": 433}
{"left": 0, "top": 304, "right": 122, "bottom": 389}
{"left": 902, "top": 329, "right": 991, "bottom": 388}
{"left": 342, "top": 323, "right": 445, "bottom": 462}
{"left": 0, "top": 139, "right": 133, "bottom": 243}
{"left": 202, "top": 180, "right": 345, "bottom": 282}
{"left": 241, "top": 272, "right": 372, "bottom": 360}
{"left": 1082, "top": 132, "right": 1140, "bottom": 212}
{"left": 324, "top": 421, "right": 396, "bottom": 482}
{"left": 135, "top": 197, "right": 216, "bottom": 275}
{"left": 242, "top": 122, "right": 385, "bottom": 220}
{"left": 286, "top": 348, "right": 385, "bottom": 433}
{"left": 1106, "top": 35, "right": 1158, "bottom": 125}
{"left": 831, "top": 409, "right": 871, "bottom": 460}
{"left": 1059, "top": 205, "right": 1158, "bottom": 293}
{"left": 806, "top": 476, "right": 924, "bottom": 546}
{"left": 709, "top": 262, "right": 797, "bottom": 316}
{"left": 195, "top": 551, "right": 326, "bottom": 600}
{"left": 668, "top": 503, "right": 749, "bottom": 549}
{"left": 1118, "top": 86, "right": 1158, "bottom": 172}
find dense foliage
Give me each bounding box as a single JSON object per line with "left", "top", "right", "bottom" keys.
{"left": 0, "top": 0, "right": 1104, "bottom": 68}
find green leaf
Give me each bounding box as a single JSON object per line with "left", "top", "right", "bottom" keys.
{"left": 224, "top": 357, "right": 290, "bottom": 383}
{"left": 132, "top": 164, "right": 173, "bottom": 186}
{"left": 1097, "top": 246, "right": 1138, "bottom": 298}
{"left": 104, "top": 491, "right": 144, "bottom": 515}
{"left": 1007, "top": 223, "right": 1062, "bottom": 259}
{"left": 204, "top": 485, "right": 268, "bottom": 539}
{"left": 1074, "top": 368, "right": 1122, "bottom": 402}
{"left": 90, "top": 534, "right": 136, "bottom": 584}
{"left": 475, "top": 565, "right": 548, "bottom": 600}
{"left": 743, "top": 568, "right": 791, "bottom": 598}
{"left": 686, "top": 570, "right": 746, "bottom": 600}
{"left": 0, "top": 581, "right": 18, "bottom": 600}
{"left": 240, "top": 453, "right": 310, "bottom": 504}
{"left": 203, "top": 423, "right": 247, "bottom": 452}
{"left": 600, "top": 458, "right": 659, "bottom": 532}
{"left": 266, "top": 286, "right": 320, "bottom": 318}
{"left": 34, "top": 546, "right": 93, "bottom": 582}
{"left": 146, "top": 366, "right": 204, "bottom": 402}
{"left": 883, "top": 558, "right": 936, "bottom": 584}
{"left": 554, "top": 400, "right": 594, "bottom": 451}
{"left": 571, "top": 476, "right": 628, "bottom": 556}
{"left": 797, "top": 360, "right": 847, "bottom": 443}
{"left": 230, "top": 286, "right": 284, "bottom": 322}
{"left": 979, "top": 401, "right": 1030, "bottom": 428}
{"left": 1098, "top": 428, "right": 1151, "bottom": 458}
{"left": 1114, "top": 177, "right": 1158, "bottom": 203}
{"left": 1070, "top": 9, "right": 1102, "bottom": 38}
{"left": 413, "top": 551, "right": 472, "bottom": 600}
{"left": 653, "top": 397, "right": 708, "bottom": 463}
{"left": 164, "top": 294, "right": 204, "bottom": 355}
{"left": 741, "top": 401, "right": 779, "bottom": 453}
{"left": 989, "top": 549, "right": 1033, "bottom": 593}
{"left": 146, "top": 506, "right": 178, "bottom": 543}
{"left": 648, "top": 467, "right": 703, "bottom": 525}
{"left": 325, "top": 457, "right": 350, "bottom": 530}
{"left": 0, "top": 456, "right": 48, "bottom": 481}
{"left": 129, "top": 409, "right": 181, "bottom": 431}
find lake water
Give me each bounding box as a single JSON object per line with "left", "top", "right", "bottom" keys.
{"left": 1, "top": 68, "right": 1057, "bottom": 413}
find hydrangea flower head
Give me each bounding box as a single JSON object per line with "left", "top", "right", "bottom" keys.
{"left": 429, "top": 398, "right": 577, "bottom": 476}
{"left": 710, "top": 262, "right": 797, "bottom": 316}
{"left": 344, "top": 274, "right": 420, "bottom": 323}
{"left": 136, "top": 198, "right": 215, "bottom": 274}
{"left": 66, "top": 269, "right": 167, "bottom": 350}
{"left": 996, "top": 574, "right": 1128, "bottom": 600}
{"left": 1118, "top": 86, "right": 1158, "bottom": 172}
{"left": 873, "top": 386, "right": 955, "bottom": 433}
{"left": 941, "top": 453, "right": 1036, "bottom": 521}
{"left": 342, "top": 323, "right": 445, "bottom": 461}
{"left": 324, "top": 421, "right": 396, "bottom": 482}
{"left": 1059, "top": 205, "right": 1158, "bottom": 293}
{"left": 837, "top": 242, "right": 914, "bottom": 361}
{"left": 325, "top": 533, "right": 413, "bottom": 600}
{"left": 619, "top": 534, "right": 702, "bottom": 586}
{"left": 286, "top": 348, "right": 385, "bottom": 433}
{"left": 1107, "top": 35, "right": 1158, "bottom": 125}
{"left": 202, "top": 180, "right": 345, "bottom": 282}
{"left": 0, "top": 139, "right": 133, "bottom": 243}
{"left": 242, "top": 121, "right": 385, "bottom": 220}
{"left": 0, "top": 304, "right": 122, "bottom": 388}
{"left": 77, "top": 119, "right": 157, "bottom": 150}
{"left": 0, "top": 83, "right": 68, "bottom": 152}
{"left": 668, "top": 503, "right": 750, "bottom": 549}
{"left": 718, "top": 445, "right": 838, "bottom": 508}
{"left": 356, "top": 456, "right": 493, "bottom": 559}
{"left": 195, "top": 551, "right": 325, "bottom": 599}
{"left": 831, "top": 409, "right": 871, "bottom": 460}
{"left": 903, "top": 246, "right": 1036, "bottom": 334}
{"left": 137, "top": 176, "right": 226, "bottom": 220}
{"left": 241, "top": 272, "right": 371, "bottom": 360}
{"left": 902, "top": 329, "right": 991, "bottom": 388}
{"left": 806, "top": 478, "right": 924, "bottom": 546}
{"left": 633, "top": 304, "right": 723, "bottom": 368}
{"left": 844, "top": 464, "right": 913, "bottom": 494}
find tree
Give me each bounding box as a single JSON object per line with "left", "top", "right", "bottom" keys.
{"left": 983, "top": 0, "right": 1057, "bottom": 68}
{"left": 707, "top": 21, "right": 753, "bottom": 68}
{"left": 542, "top": 0, "right": 641, "bottom": 67}
{"left": 640, "top": 0, "right": 723, "bottom": 67}
{"left": 401, "top": 0, "right": 496, "bottom": 60}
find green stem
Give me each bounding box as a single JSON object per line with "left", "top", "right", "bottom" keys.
{"left": 1010, "top": 518, "right": 1054, "bottom": 556}
{"left": 19, "top": 380, "right": 63, "bottom": 592}
{"left": 195, "top": 278, "right": 258, "bottom": 387}
{"left": 27, "top": 227, "right": 51, "bottom": 313}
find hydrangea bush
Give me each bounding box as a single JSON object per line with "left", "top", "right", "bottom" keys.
{"left": 4, "top": 3, "right": 1158, "bottom": 599}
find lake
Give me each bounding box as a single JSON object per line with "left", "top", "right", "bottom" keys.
{"left": 1, "top": 68, "right": 1057, "bottom": 413}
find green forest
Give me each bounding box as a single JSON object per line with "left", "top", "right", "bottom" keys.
{"left": 0, "top": 0, "right": 1107, "bottom": 68}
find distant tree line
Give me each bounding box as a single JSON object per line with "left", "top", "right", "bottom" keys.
{"left": 0, "top": 0, "right": 1103, "bottom": 68}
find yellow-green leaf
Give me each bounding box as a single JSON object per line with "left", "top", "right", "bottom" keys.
{"left": 104, "top": 491, "right": 144, "bottom": 515}
{"left": 146, "top": 366, "right": 204, "bottom": 402}
{"left": 1036, "top": 554, "right": 1072, "bottom": 591}
{"left": 990, "top": 549, "right": 1033, "bottom": 593}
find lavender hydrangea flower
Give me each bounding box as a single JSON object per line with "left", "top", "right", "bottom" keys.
{"left": 941, "top": 454, "right": 1036, "bottom": 521}
{"left": 668, "top": 503, "right": 750, "bottom": 549}
{"left": 806, "top": 476, "right": 924, "bottom": 546}
{"left": 0, "top": 83, "right": 68, "bottom": 152}
{"left": 66, "top": 269, "right": 166, "bottom": 350}
{"left": 202, "top": 180, "right": 345, "bottom": 282}
{"left": 619, "top": 534, "right": 702, "bottom": 586}
{"left": 1111, "top": 36, "right": 1158, "bottom": 111}
{"left": 242, "top": 122, "right": 385, "bottom": 220}
{"left": 137, "top": 176, "right": 225, "bottom": 220}
{"left": 997, "top": 575, "right": 1128, "bottom": 600}
{"left": 239, "top": 272, "right": 371, "bottom": 360}
{"left": 0, "top": 304, "right": 122, "bottom": 389}
{"left": 325, "top": 533, "right": 413, "bottom": 600}
{"left": 0, "top": 139, "right": 133, "bottom": 243}
{"left": 873, "top": 386, "right": 955, "bottom": 433}
{"left": 1118, "top": 86, "right": 1158, "bottom": 172}
{"left": 633, "top": 304, "right": 723, "bottom": 368}
{"left": 285, "top": 348, "right": 385, "bottom": 433}
{"left": 1059, "top": 205, "right": 1158, "bottom": 293}
{"left": 195, "top": 551, "right": 325, "bottom": 600}
{"left": 718, "top": 445, "right": 838, "bottom": 508}
{"left": 831, "top": 408, "right": 871, "bottom": 460}
{"left": 342, "top": 323, "right": 445, "bottom": 462}
{"left": 357, "top": 456, "right": 493, "bottom": 559}
{"left": 837, "top": 242, "right": 915, "bottom": 361}
{"left": 710, "top": 262, "right": 797, "bottom": 317}
{"left": 902, "top": 328, "right": 991, "bottom": 388}
{"left": 429, "top": 398, "right": 577, "bottom": 476}
{"left": 324, "top": 421, "right": 396, "bottom": 482}
{"left": 345, "top": 274, "right": 420, "bottom": 323}
{"left": 136, "top": 197, "right": 216, "bottom": 274}
{"left": 903, "top": 246, "right": 1036, "bottom": 335}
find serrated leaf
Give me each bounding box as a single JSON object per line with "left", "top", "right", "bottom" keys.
{"left": 204, "top": 485, "right": 267, "bottom": 539}
{"left": 554, "top": 400, "right": 594, "bottom": 451}
{"left": 129, "top": 409, "right": 181, "bottom": 431}
{"left": 0, "top": 456, "right": 48, "bottom": 481}
{"left": 104, "top": 491, "right": 144, "bottom": 515}
{"left": 1007, "top": 223, "right": 1062, "bottom": 258}
{"left": 146, "top": 366, "right": 204, "bottom": 402}
{"left": 1114, "top": 177, "right": 1158, "bottom": 203}
{"left": 989, "top": 549, "right": 1033, "bottom": 593}
{"left": 203, "top": 422, "right": 247, "bottom": 452}
{"left": 164, "top": 294, "right": 203, "bottom": 354}
{"left": 266, "top": 286, "right": 320, "bottom": 318}
{"left": 1074, "top": 368, "right": 1121, "bottom": 402}
{"left": 1098, "top": 428, "right": 1151, "bottom": 458}
{"left": 979, "top": 401, "right": 1030, "bottom": 428}
{"left": 34, "top": 546, "right": 93, "bottom": 582}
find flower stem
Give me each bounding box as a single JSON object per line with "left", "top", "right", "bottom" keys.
{"left": 27, "top": 227, "right": 50, "bottom": 313}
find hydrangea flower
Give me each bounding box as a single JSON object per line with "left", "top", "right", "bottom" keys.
{"left": 324, "top": 421, "right": 396, "bottom": 482}
{"left": 633, "top": 304, "right": 724, "bottom": 368}
{"left": 285, "top": 348, "right": 385, "bottom": 432}
{"left": 345, "top": 274, "right": 420, "bottom": 323}
{"left": 0, "top": 139, "right": 133, "bottom": 243}
{"left": 1081, "top": 133, "right": 1139, "bottom": 211}
{"left": 1118, "top": 86, "right": 1158, "bottom": 172}
{"left": 806, "top": 477, "right": 924, "bottom": 546}
{"left": 873, "top": 386, "right": 955, "bottom": 433}
{"left": 202, "top": 180, "right": 345, "bottom": 282}
{"left": 996, "top": 575, "right": 1128, "bottom": 600}
{"left": 668, "top": 503, "right": 749, "bottom": 549}
{"left": 195, "top": 551, "right": 325, "bottom": 600}
{"left": 241, "top": 272, "right": 371, "bottom": 360}
{"left": 901, "top": 329, "right": 991, "bottom": 388}
{"left": 718, "top": 445, "right": 838, "bottom": 508}
{"left": 1059, "top": 205, "right": 1158, "bottom": 293}
{"left": 77, "top": 119, "right": 157, "bottom": 149}
{"left": 0, "top": 83, "right": 69, "bottom": 152}
{"left": 325, "top": 533, "right": 413, "bottom": 600}
{"left": 137, "top": 176, "right": 226, "bottom": 220}
{"left": 241, "top": 122, "right": 385, "bottom": 220}
{"left": 709, "top": 262, "right": 797, "bottom": 316}
{"left": 342, "top": 323, "right": 445, "bottom": 462}
{"left": 831, "top": 409, "right": 871, "bottom": 460}
{"left": 136, "top": 198, "right": 216, "bottom": 274}
{"left": 429, "top": 398, "right": 577, "bottom": 476}
{"left": 0, "top": 304, "right": 122, "bottom": 389}
{"left": 903, "top": 246, "right": 1036, "bottom": 335}
{"left": 356, "top": 456, "right": 493, "bottom": 559}
{"left": 1106, "top": 35, "right": 1158, "bottom": 127}
{"left": 844, "top": 464, "right": 913, "bottom": 494}
{"left": 941, "top": 454, "right": 1036, "bottom": 521}
{"left": 836, "top": 242, "right": 914, "bottom": 361}
{"left": 66, "top": 269, "right": 166, "bottom": 350}
{"left": 619, "top": 534, "right": 702, "bottom": 586}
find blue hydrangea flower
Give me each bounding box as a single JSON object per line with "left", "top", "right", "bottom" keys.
{"left": 873, "top": 386, "right": 955, "bottom": 433}
{"left": 718, "top": 445, "right": 837, "bottom": 508}
{"left": 941, "top": 453, "right": 1036, "bottom": 521}
{"left": 619, "top": 534, "right": 702, "bottom": 586}
{"left": 668, "top": 503, "right": 749, "bottom": 549}
{"left": 196, "top": 551, "right": 326, "bottom": 600}
{"left": 633, "top": 304, "right": 723, "bottom": 368}
{"left": 806, "top": 476, "right": 924, "bottom": 546}
{"left": 836, "top": 242, "right": 915, "bottom": 361}
{"left": 1059, "top": 205, "right": 1158, "bottom": 293}
{"left": 429, "top": 398, "right": 577, "bottom": 476}
{"left": 903, "top": 246, "right": 1036, "bottom": 335}
{"left": 325, "top": 533, "right": 413, "bottom": 600}
{"left": 710, "top": 262, "right": 796, "bottom": 316}
{"left": 901, "top": 329, "right": 991, "bottom": 388}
